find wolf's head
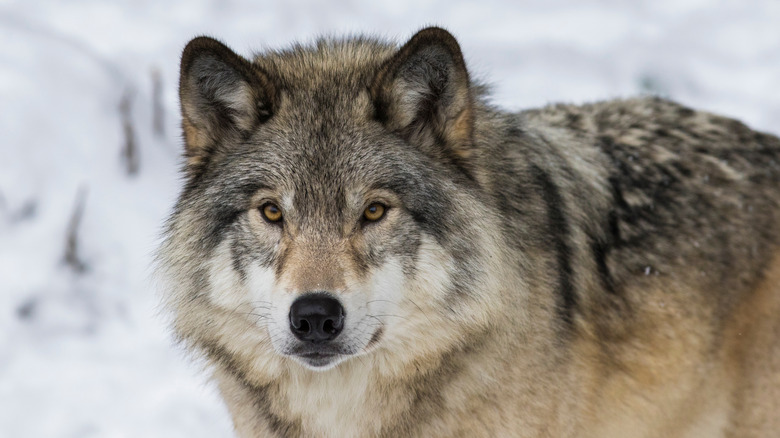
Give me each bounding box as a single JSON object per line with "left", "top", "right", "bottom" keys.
{"left": 159, "top": 28, "right": 507, "bottom": 372}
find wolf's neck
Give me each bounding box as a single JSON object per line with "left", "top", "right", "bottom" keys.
{"left": 215, "top": 332, "right": 498, "bottom": 437}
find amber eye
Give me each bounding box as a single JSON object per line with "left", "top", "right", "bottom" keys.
{"left": 363, "top": 203, "right": 386, "bottom": 222}
{"left": 261, "top": 203, "right": 283, "bottom": 223}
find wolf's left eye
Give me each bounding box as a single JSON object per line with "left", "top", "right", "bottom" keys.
{"left": 261, "top": 203, "right": 283, "bottom": 223}
{"left": 363, "top": 203, "right": 386, "bottom": 222}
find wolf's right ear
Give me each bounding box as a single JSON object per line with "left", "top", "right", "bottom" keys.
{"left": 179, "top": 37, "right": 276, "bottom": 166}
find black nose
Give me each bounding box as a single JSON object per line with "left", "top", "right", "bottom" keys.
{"left": 289, "top": 293, "right": 345, "bottom": 343}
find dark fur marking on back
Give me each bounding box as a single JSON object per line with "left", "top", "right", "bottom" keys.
{"left": 597, "top": 135, "right": 685, "bottom": 249}
{"left": 590, "top": 210, "right": 619, "bottom": 297}
{"left": 531, "top": 165, "right": 576, "bottom": 327}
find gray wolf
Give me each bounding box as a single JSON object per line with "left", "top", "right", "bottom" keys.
{"left": 157, "top": 27, "right": 780, "bottom": 437}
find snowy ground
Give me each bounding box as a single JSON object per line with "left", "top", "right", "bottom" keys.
{"left": 1, "top": 1, "right": 778, "bottom": 436}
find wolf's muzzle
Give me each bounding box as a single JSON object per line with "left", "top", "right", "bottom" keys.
{"left": 289, "top": 293, "right": 345, "bottom": 343}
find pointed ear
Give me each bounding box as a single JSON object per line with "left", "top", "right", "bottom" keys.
{"left": 179, "top": 36, "right": 276, "bottom": 166}
{"left": 371, "top": 27, "right": 474, "bottom": 161}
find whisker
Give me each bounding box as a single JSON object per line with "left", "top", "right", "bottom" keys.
{"left": 407, "top": 298, "right": 434, "bottom": 327}
{"left": 369, "top": 313, "right": 409, "bottom": 320}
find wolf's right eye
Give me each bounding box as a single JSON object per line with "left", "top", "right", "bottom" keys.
{"left": 261, "top": 203, "right": 283, "bottom": 223}
{"left": 363, "top": 203, "right": 386, "bottom": 222}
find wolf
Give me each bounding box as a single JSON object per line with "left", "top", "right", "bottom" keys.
{"left": 157, "top": 27, "right": 780, "bottom": 437}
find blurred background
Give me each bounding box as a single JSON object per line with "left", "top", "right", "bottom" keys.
{"left": 1, "top": 0, "right": 778, "bottom": 436}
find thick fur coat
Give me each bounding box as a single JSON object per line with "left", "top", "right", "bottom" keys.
{"left": 157, "top": 27, "right": 780, "bottom": 437}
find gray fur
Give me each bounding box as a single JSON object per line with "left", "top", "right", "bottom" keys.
{"left": 158, "top": 27, "right": 780, "bottom": 437}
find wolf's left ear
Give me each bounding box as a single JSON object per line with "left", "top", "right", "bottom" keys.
{"left": 371, "top": 27, "right": 474, "bottom": 161}
{"left": 179, "top": 36, "right": 277, "bottom": 166}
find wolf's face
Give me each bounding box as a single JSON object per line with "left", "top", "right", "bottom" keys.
{"left": 197, "top": 114, "right": 462, "bottom": 369}
{"left": 164, "top": 30, "right": 496, "bottom": 370}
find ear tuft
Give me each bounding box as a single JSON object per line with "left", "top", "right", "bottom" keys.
{"left": 179, "top": 37, "right": 276, "bottom": 166}
{"left": 371, "top": 27, "right": 474, "bottom": 161}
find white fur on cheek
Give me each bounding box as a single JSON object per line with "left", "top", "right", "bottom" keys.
{"left": 408, "top": 236, "right": 455, "bottom": 300}
{"left": 245, "top": 263, "right": 295, "bottom": 354}
{"left": 208, "top": 240, "right": 279, "bottom": 328}
{"left": 244, "top": 262, "right": 277, "bottom": 306}
{"left": 207, "top": 240, "right": 248, "bottom": 310}
{"left": 372, "top": 236, "right": 455, "bottom": 356}
{"left": 366, "top": 257, "right": 406, "bottom": 323}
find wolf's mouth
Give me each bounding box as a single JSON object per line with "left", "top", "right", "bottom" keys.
{"left": 296, "top": 351, "right": 339, "bottom": 368}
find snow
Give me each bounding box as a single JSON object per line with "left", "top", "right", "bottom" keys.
{"left": 1, "top": 1, "right": 778, "bottom": 436}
